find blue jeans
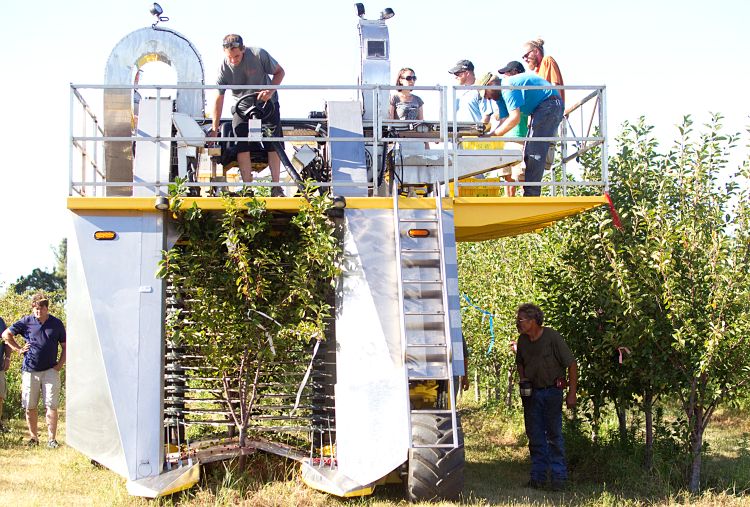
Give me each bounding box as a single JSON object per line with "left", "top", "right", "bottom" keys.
{"left": 526, "top": 387, "right": 567, "bottom": 482}
{"left": 523, "top": 96, "right": 563, "bottom": 197}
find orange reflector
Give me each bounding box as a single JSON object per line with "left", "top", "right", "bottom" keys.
{"left": 94, "top": 231, "right": 117, "bottom": 240}
{"left": 408, "top": 229, "right": 430, "bottom": 238}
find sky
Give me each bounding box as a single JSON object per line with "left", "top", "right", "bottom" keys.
{"left": 0, "top": 0, "right": 748, "bottom": 289}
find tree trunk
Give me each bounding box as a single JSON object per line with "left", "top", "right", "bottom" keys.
{"left": 688, "top": 407, "right": 704, "bottom": 494}
{"left": 474, "top": 370, "right": 480, "bottom": 401}
{"left": 616, "top": 400, "right": 627, "bottom": 446}
{"left": 494, "top": 363, "right": 502, "bottom": 402}
{"left": 505, "top": 367, "right": 514, "bottom": 409}
{"left": 238, "top": 426, "right": 248, "bottom": 469}
{"left": 644, "top": 390, "right": 653, "bottom": 471}
{"left": 590, "top": 403, "right": 600, "bottom": 444}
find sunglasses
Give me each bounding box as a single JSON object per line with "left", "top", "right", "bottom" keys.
{"left": 223, "top": 41, "right": 242, "bottom": 49}
{"left": 401, "top": 75, "right": 417, "bottom": 81}
{"left": 522, "top": 49, "right": 535, "bottom": 59}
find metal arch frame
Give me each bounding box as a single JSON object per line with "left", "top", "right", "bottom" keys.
{"left": 102, "top": 26, "right": 205, "bottom": 196}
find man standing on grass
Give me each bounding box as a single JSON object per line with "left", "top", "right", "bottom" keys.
{"left": 514, "top": 303, "right": 577, "bottom": 490}
{"left": 2, "top": 293, "right": 66, "bottom": 448}
{"left": 0, "top": 317, "right": 10, "bottom": 433}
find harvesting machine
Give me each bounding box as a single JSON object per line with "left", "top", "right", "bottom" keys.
{"left": 66, "top": 3, "right": 608, "bottom": 500}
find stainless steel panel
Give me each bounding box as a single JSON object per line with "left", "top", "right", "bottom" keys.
{"left": 67, "top": 215, "right": 128, "bottom": 477}
{"left": 335, "top": 208, "right": 409, "bottom": 484}
{"left": 441, "top": 210, "right": 464, "bottom": 376}
{"left": 67, "top": 211, "right": 165, "bottom": 480}
{"left": 358, "top": 19, "right": 390, "bottom": 121}
{"left": 328, "top": 101, "right": 369, "bottom": 197}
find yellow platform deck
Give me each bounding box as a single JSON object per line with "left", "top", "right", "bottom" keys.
{"left": 67, "top": 196, "right": 606, "bottom": 242}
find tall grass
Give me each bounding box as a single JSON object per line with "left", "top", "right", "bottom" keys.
{"left": 0, "top": 405, "right": 749, "bottom": 506}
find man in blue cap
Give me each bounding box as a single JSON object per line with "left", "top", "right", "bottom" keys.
{"left": 448, "top": 59, "right": 482, "bottom": 123}
{"left": 490, "top": 61, "right": 563, "bottom": 196}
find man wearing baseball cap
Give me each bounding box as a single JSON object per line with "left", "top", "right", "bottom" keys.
{"left": 448, "top": 59, "right": 482, "bottom": 122}
{"left": 210, "top": 34, "right": 286, "bottom": 197}
{"left": 489, "top": 60, "right": 562, "bottom": 197}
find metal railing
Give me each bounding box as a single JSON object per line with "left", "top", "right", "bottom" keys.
{"left": 69, "top": 83, "right": 607, "bottom": 198}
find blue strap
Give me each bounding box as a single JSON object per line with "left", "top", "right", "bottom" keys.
{"left": 461, "top": 293, "right": 495, "bottom": 356}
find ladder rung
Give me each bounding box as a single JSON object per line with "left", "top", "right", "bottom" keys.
{"left": 411, "top": 409, "right": 452, "bottom": 414}
{"left": 412, "top": 444, "right": 457, "bottom": 449}
{"left": 408, "top": 376, "right": 450, "bottom": 381}
{"left": 399, "top": 218, "right": 437, "bottom": 223}
{"left": 402, "top": 279, "right": 442, "bottom": 284}
{"left": 404, "top": 311, "right": 445, "bottom": 316}
{"left": 406, "top": 343, "right": 446, "bottom": 348}
{"left": 401, "top": 248, "right": 440, "bottom": 254}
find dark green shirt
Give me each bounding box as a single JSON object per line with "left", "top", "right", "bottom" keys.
{"left": 515, "top": 327, "right": 575, "bottom": 389}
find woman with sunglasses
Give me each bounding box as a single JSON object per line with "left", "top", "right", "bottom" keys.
{"left": 389, "top": 68, "right": 424, "bottom": 121}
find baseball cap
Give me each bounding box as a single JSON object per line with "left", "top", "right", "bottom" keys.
{"left": 448, "top": 59, "right": 474, "bottom": 74}
{"left": 222, "top": 34, "right": 244, "bottom": 49}
{"left": 497, "top": 61, "right": 526, "bottom": 75}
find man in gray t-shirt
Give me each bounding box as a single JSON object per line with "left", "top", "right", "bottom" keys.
{"left": 210, "top": 34, "right": 286, "bottom": 196}
{"left": 515, "top": 302, "right": 577, "bottom": 490}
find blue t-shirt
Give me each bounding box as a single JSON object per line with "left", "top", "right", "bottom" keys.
{"left": 481, "top": 98, "right": 529, "bottom": 138}
{"left": 9, "top": 315, "right": 66, "bottom": 372}
{"left": 455, "top": 89, "right": 482, "bottom": 122}
{"left": 500, "top": 73, "right": 560, "bottom": 116}
{"left": 0, "top": 317, "right": 6, "bottom": 365}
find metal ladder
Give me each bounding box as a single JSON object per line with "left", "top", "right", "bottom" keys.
{"left": 393, "top": 183, "right": 459, "bottom": 449}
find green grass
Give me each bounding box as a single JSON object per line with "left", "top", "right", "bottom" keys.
{"left": 1, "top": 405, "right": 749, "bottom": 506}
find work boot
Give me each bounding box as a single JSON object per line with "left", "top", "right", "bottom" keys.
{"left": 525, "top": 478, "right": 545, "bottom": 489}
{"left": 550, "top": 480, "right": 567, "bottom": 491}
{"left": 271, "top": 186, "right": 285, "bottom": 198}
{"left": 27, "top": 437, "right": 39, "bottom": 447}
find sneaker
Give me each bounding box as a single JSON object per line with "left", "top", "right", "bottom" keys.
{"left": 271, "top": 186, "right": 285, "bottom": 198}
{"left": 47, "top": 439, "right": 60, "bottom": 449}
{"left": 550, "top": 480, "right": 567, "bottom": 491}
{"left": 525, "top": 479, "right": 545, "bottom": 489}
{"left": 27, "top": 438, "right": 39, "bottom": 447}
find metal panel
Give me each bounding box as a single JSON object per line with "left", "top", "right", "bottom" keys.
{"left": 133, "top": 97, "right": 172, "bottom": 196}
{"left": 335, "top": 208, "right": 409, "bottom": 485}
{"left": 66, "top": 211, "right": 165, "bottom": 480}
{"left": 358, "top": 19, "right": 390, "bottom": 121}
{"left": 66, "top": 220, "right": 127, "bottom": 476}
{"left": 104, "top": 26, "right": 205, "bottom": 196}
{"left": 441, "top": 210, "right": 464, "bottom": 376}
{"left": 328, "top": 101, "right": 369, "bottom": 197}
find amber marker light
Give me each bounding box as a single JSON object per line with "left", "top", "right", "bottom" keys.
{"left": 94, "top": 231, "right": 117, "bottom": 240}
{"left": 408, "top": 229, "right": 430, "bottom": 238}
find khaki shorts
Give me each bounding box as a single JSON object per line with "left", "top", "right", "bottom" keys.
{"left": 0, "top": 371, "right": 6, "bottom": 399}
{"left": 505, "top": 141, "right": 526, "bottom": 181}
{"left": 22, "top": 369, "right": 61, "bottom": 410}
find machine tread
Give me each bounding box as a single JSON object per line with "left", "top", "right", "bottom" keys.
{"left": 405, "top": 412, "right": 464, "bottom": 501}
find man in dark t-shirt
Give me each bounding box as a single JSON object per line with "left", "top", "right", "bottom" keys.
{"left": 210, "top": 34, "right": 286, "bottom": 196}
{"left": 515, "top": 303, "right": 577, "bottom": 490}
{"left": 2, "top": 293, "right": 66, "bottom": 448}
